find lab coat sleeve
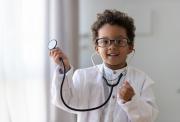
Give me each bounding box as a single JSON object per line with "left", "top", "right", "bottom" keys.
{"left": 51, "top": 65, "right": 80, "bottom": 114}
{"left": 117, "top": 76, "right": 159, "bottom": 122}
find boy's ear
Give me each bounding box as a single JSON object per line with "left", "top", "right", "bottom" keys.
{"left": 128, "top": 45, "right": 134, "bottom": 54}
{"left": 95, "top": 46, "right": 99, "bottom": 54}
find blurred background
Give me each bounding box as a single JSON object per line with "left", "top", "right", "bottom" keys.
{"left": 0, "top": 0, "right": 180, "bottom": 122}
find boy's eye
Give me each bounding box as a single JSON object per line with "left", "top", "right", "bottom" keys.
{"left": 96, "top": 38, "right": 109, "bottom": 47}
{"left": 116, "top": 40, "right": 121, "bottom": 44}
{"left": 116, "top": 39, "right": 128, "bottom": 45}
{"left": 102, "top": 39, "right": 109, "bottom": 44}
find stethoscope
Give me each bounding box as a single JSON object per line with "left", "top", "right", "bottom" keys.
{"left": 48, "top": 39, "right": 126, "bottom": 112}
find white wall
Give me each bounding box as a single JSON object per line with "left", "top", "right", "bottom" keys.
{"left": 79, "top": 0, "right": 180, "bottom": 122}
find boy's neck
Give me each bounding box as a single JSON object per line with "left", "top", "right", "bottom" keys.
{"left": 104, "top": 63, "right": 127, "bottom": 70}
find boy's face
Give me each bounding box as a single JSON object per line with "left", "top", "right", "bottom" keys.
{"left": 95, "top": 24, "right": 133, "bottom": 70}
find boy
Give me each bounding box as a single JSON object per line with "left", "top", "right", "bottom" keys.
{"left": 49, "top": 9, "right": 158, "bottom": 122}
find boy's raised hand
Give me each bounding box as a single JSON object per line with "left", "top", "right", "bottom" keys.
{"left": 49, "top": 48, "right": 71, "bottom": 71}
{"left": 118, "top": 81, "right": 135, "bottom": 103}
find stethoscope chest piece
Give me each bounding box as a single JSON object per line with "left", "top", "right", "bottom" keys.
{"left": 48, "top": 39, "right": 57, "bottom": 50}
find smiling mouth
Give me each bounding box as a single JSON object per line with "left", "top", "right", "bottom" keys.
{"left": 107, "top": 54, "right": 119, "bottom": 56}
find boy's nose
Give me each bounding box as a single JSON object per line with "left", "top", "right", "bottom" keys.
{"left": 109, "top": 40, "right": 118, "bottom": 47}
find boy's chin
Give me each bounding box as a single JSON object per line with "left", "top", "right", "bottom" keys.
{"left": 106, "top": 61, "right": 122, "bottom": 65}
{"left": 105, "top": 62, "right": 123, "bottom": 66}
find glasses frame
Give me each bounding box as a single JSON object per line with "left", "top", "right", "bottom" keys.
{"left": 95, "top": 37, "right": 130, "bottom": 48}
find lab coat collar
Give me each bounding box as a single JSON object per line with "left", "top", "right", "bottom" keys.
{"left": 102, "top": 63, "right": 127, "bottom": 76}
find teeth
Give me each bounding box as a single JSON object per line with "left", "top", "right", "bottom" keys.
{"left": 109, "top": 54, "right": 118, "bottom": 56}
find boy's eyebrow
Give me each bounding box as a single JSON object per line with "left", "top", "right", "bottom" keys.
{"left": 113, "top": 35, "right": 128, "bottom": 39}
{"left": 98, "top": 35, "right": 128, "bottom": 39}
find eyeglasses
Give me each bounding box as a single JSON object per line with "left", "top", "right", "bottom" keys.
{"left": 96, "top": 37, "right": 129, "bottom": 48}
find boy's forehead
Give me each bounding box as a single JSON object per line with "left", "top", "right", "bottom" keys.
{"left": 98, "top": 24, "right": 128, "bottom": 38}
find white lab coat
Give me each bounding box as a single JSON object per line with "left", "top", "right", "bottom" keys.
{"left": 51, "top": 64, "right": 158, "bottom": 122}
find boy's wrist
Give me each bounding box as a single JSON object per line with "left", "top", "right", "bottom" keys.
{"left": 58, "top": 65, "right": 71, "bottom": 74}
{"left": 66, "top": 65, "right": 71, "bottom": 72}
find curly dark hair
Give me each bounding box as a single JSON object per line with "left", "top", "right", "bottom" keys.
{"left": 91, "top": 9, "right": 136, "bottom": 45}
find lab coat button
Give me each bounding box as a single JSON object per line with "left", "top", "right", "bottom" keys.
{"left": 112, "top": 95, "right": 116, "bottom": 99}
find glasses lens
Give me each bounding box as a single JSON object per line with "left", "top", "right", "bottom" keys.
{"left": 115, "top": 38, "right": 128, "bottom": 47}
{"left": 97, "top": 38, "right": 109, "bottom": 47}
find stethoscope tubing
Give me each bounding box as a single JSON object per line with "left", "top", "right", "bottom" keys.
{"left": 60, "top": 58, "right": 123, "bottom": 112}
{"left": 48, "top": 39, "right": 125, "bottom": 112}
